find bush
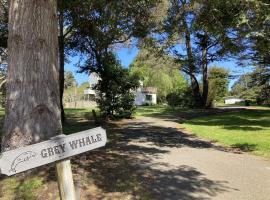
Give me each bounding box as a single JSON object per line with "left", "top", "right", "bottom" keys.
{"left": 166, "top": 88, "right": 195, "bottom": 108}
{"left": 95, "top": 57, "right": 139, "bottom": 119}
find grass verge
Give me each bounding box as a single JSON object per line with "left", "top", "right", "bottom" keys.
{"left": 182, "top": 109, "right": 270, "bottom": 157}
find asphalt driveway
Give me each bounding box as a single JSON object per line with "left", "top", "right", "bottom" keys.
{"left": 118, "top": 116, "right": 270, "bottom": 200}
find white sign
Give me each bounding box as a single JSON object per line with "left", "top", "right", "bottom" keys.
{"left": 0, "top": 127, "right": 107, "bottom": 176}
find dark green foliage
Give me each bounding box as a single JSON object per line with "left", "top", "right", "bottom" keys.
{"left": 231, "top": 67, "right": 270, "bottom": 105}
{"left": 159, "top": 0, "right": 245, "bottom": 107}
{"left": 0, "top": 0, "right": 8, "bottom": 50}
{"left": 94, "top": 56, "right": 139, "bottom": 119}
{"left": 166, "top": 88, "right": 195, "bottom": 108}
{"left": 208, "top": 67, "right": 229, "bottom": 105}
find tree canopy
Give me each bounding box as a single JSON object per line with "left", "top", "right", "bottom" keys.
{"left": 130, "top": 47, "right": 188, "bottom": 102}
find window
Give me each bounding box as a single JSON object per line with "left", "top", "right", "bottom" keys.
{"left": 146, "top": 94, "right": 152, "bottom": 101}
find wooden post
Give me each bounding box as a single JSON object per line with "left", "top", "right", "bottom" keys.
{"left": 56, "top": 160, "right": 77, "bottom": 200}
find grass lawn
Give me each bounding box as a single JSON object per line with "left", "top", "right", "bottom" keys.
{"left": 0, "top": 108, "right": 99, "bottom": 137}
{"left": 182, "top": 109, "right": 270, "bottom": 157}
{"left": 135, "top": 105, "right": 184, "bottom": 117}
{"left": 63, "top": 108, "right": 98, "bottom": 134}
{"left": 136, "top": 105, "right": 270, "bottom": 158}
{"left": 135, "top": 105, "right": 205, "bottom": 119}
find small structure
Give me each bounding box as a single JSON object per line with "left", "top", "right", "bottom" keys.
{"left": 84, "top": 73, "right": 100, "bottom": 100}
{"left": 83, "top": 75, "right": 157, "bottom": 106}
{"left": 224, "top": 97, "right": 245, "bottom": 105}
{"left": 135, "top": 82, "right": 157, "bottom": 105}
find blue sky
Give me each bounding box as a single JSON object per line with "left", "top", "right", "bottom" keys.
{"left": 65, "top": 47, "right": 139, "bottom": 85}
{"left": 65, "top": 46, "right": 252, "bottom": 89}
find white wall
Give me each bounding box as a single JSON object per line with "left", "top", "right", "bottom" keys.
{"left": 225, "top": 98, "right": 244, "bottom": 105}
{"left": 135, "top": 91, "right": 157, "bottom": 105}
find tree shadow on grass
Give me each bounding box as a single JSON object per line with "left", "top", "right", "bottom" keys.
{"left": 231, "top": 143, "right": 257, "bottom": 152}
{"left": 184, "top": 110, "right": 270, "bottom": 132}
{"left": 139, "top": 107, "right": 247, "bottom": 124}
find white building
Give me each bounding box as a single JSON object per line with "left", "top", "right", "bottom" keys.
{"left": 134, "top": 82, "right": 157, "bottom": 105}
{"left": 84, "top": 74, "right": 157, "bottom": 105}
{"left": 83, "top": 73, "right": 100, "bottom": 100}
{"left": 224, "top": 97, "right": 245, "bottom": 105}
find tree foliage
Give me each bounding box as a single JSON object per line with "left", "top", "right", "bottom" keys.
{"left": 155, "top": 0, "right": 244, "bottom": 107}
{"left": 231, "top": 67, "right": 270, "bottom": 105}
{"left": 208, "top": 66, "right": 229, "bottom": 103}
{"left": 130, "top": 47, "right": 188, "bottom": 103}
{"left": 64, "top": 71, "right": 76, "bottom": 89}
{"left": 95, "top": 55, "right": 139, "bottom": 118}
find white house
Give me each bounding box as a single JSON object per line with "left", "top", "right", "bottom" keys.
{"left": 134, "top": 82, "right": 157, "bottom": 105}
{"left": 84, "top": 74, "right": 157, "bottom": 105}
{"left": 224, "top": 97, "right": 245, "bottom": 105}
{"left": 83, "top": 73, "right": 100, "bottom": 100}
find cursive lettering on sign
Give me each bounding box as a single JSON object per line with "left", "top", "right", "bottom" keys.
{"left": 10, "top": 151, "right": 37, "bottom": 173}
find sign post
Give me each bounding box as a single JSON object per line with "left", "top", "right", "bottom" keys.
{"left": 0, "top": 127, "right": 107, "bottom": 199}
{"left": 56, "top": 159, "right": 77, "bottom": 200}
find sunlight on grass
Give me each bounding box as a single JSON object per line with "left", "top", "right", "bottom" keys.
{"left": 0, "top": 176, "right": 43, "bottom": 200}
{"left": 182, "top": 109, "right": 270, "bottom": 157}
{"left": 135, "top": 105, "right": 188, "bottom": 117}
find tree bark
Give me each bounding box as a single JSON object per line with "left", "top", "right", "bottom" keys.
{"left": 201, "top": 34, "right": 209, "bottom": 107}
{"left": 2, "top": 0, "right": 62, "bottom": 151}
{"left": 182, "top": 17, "right": 203, "bottom": 107}
{"left": 59, "top": 9, "right": 65, "bottom": 123}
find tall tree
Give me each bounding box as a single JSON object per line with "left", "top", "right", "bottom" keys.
{"left": 2, "top": 0, "right": 62, "bottom": 150}
{"left": 55, "top": 0, "right": 158, "bottom": 121}
{"left": 161, "top": 0, "right": 243, "bottom": 107}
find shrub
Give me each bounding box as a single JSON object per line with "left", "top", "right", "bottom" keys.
{"left": 166, "top": 88, "right": 195, "bottom": 108}
{"left": 95, "top": 60, "right": 139, "bottom": 119}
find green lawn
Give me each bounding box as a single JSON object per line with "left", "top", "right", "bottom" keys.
{"left": 62, "top": 108, "right": 100, "bottom": 135}
{"left": 182, "top": 109, "right": 270, "bottom": 157}
{"left": 0, "top": 108, "right": 99, "bottom": 138}
{"left": 136, "top": 105, "right": 270, "bottom": 158}
{"left": 135, "top": 105, "right": 204, "bottom": 118}
{"left": 135, "top": 105, "right": 184, "bottom": 117}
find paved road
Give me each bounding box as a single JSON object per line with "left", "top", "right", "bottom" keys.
{"left": 119, "top": 116, "right": 270, "bottom": 200}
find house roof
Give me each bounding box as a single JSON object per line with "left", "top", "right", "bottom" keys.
{"left": 224, "top": 97, "right": 245, "bottom": 100}
{"left": 141, "top": 87, "right": 157, "bottom": 94}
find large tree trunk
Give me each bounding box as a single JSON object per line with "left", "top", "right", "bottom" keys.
{"left": 182, "top": 17, "right": 203, "bottom": 107}
{"left": 2, "top": 0, "right": 62, "bottom": 151}
{"left": 201, "top": 34, "right": 209, "bottom": 107}
{"left": 59, "top": 9, "right": 65, "bottom": 123}
{"left": 189, "top": 74, "right": 203, "bottom": 107}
